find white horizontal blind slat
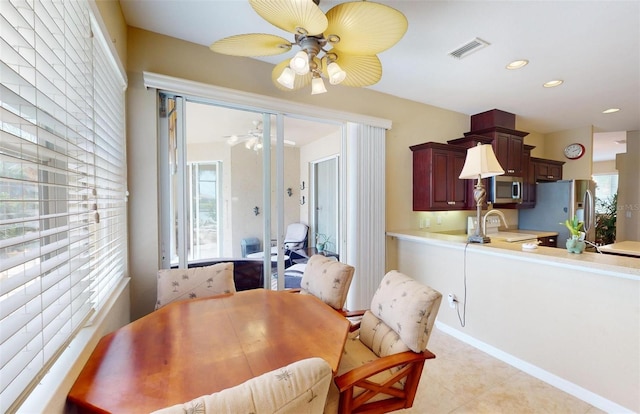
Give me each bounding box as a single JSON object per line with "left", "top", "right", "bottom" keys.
{"left": 0, "top": 0, "right": 126, "bottom": 411}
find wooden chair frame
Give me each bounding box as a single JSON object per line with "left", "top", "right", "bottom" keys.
{"left": 334, "top": 349, "right": 435, "bottom": 414}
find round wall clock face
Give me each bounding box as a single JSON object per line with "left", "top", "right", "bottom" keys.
{"left": 563, "top": 143, "right": 585, "bottom": 160}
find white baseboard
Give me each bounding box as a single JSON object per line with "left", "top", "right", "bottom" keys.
{"left": 435, "top": 321, "right": 634, "bottom": 414}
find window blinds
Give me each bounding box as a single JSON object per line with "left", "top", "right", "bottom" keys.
{"left": 0, "top": 1, "right": 127, "bottom": 411}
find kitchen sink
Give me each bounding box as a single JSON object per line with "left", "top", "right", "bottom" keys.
{"left": 488, "top": 232, "right": 538, "bottom": 242}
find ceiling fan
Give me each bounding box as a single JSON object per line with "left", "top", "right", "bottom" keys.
{"left": 210, "top": 0, "right": 408, "bottom": 95}
{"left": 224, "top": 120, "right": 296, "bottom": 151}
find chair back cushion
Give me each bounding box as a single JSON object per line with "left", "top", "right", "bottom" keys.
{"left": 358, "top": 310, "right": 411, "bottom": 358}
{"left": 150, "top": 357, "right": 332, "bottom": 414}
{"left": 283, "top": 222, "right": 309, "bottom": 250}
{"left": 300, "top": 255, "right": 355, "bottom": 310}
{"left": 368, "top": 270, "right": 442, "bottom": 353}
{"left": 156, "top": 262, "right": 236, "bottom": 309}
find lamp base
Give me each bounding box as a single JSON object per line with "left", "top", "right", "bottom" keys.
{"left": 468, "top": 234, "right": 491, "bottom": 244}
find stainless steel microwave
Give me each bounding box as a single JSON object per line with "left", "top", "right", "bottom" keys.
{"left": 490, "top": 176, "right": 523, "bottom": 204}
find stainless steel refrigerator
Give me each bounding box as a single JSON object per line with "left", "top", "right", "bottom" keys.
{"left": 518, "top": 180, "right": 596, "bottom": 247}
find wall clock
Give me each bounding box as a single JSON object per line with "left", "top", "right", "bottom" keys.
{"left": 563, "top": 143, "right": 585, "bottom": 160}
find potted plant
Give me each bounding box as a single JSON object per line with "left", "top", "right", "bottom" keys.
{"left": 564, "top": 215, "right": 586, "bottom": 254}
{"left": 315, "top": 233, "right": 331, "bottom": 253}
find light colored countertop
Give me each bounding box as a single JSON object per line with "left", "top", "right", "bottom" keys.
{"left": 387, "top": 229, "right": 640, "bottom": 279}
{"left": 599, "top": 241, "right": 640, "bottom": 258}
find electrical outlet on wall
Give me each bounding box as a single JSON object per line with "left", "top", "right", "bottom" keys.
{"left": 448, "top": 293, "right": 457, "bottom": 309}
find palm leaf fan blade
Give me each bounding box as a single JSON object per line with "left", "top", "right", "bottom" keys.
{"left": 325, "top": 1, "right": 408, "bottom": 55}
{"left": 210, "top": 33, "right": 292, "bottom": 56}
{"left": 322, "top": 52, "right": 382, "bottom": 87}
{"left": 250, "top": 0, "right": 328, "bottom": 35}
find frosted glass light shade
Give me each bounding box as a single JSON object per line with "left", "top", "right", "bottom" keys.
{"left": 311, "top": 76, "right": 327, "bottom": 94}
{"left": 276, "top": 67, "right": 295, "bottom": 89}
{"left": 289, "top": 50, "right": 310, "bottom": 75}
{"left": 327, "top": 61, "right": 346, "bottom": 85}
{"left": 459, "top": 143, "right": 505, "bottom": 179}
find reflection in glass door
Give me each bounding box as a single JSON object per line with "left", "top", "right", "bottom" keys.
{"left": 313, "top": 156, "right": 339, "bottom": 255}
{"left": 188, "top": 161, "right": 221, "bottom": 261}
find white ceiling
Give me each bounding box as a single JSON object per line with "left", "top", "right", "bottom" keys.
{"left": 119, "top": 0, "right": 639, "bottom": 161}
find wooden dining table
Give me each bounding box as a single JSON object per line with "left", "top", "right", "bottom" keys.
{"left": 67, "top": 289, "right": 350, "bottom": 413}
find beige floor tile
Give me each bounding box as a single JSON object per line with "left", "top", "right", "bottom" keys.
{"left": 398, "top": 328, "right": 602, "bottom": 414}
{"left": 452, "top": 372, "right": 593, "bottom": 414}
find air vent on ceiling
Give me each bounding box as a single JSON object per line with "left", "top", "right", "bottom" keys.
{"left": 449, "top": 37, "right": 490, "bottom": 59}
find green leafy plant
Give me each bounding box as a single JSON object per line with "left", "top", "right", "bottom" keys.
{"left": 563, "top": 215, "right": 584, "bottom": 238}
{"left": 315, "top": 233, "right": 331, "bottom": 244}
{"left": 595, "top": 192, "right": 617, "bottom": 245}
{"left": 315, "top": 233, "right": 333, "bottom": 251}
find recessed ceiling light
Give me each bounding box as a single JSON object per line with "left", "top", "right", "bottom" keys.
{"left": 602, "top": 108, "right": 620, "bottom": 114}
{"left": 615, "top": 139, "right": 626, "bottom": 144}
{"left": 543, "top": 80, "right": 563, "bottom": 88}
{"left": 506, "top": 60, "right": 528, "bottom": 70}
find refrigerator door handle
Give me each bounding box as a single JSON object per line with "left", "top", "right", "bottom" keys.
{"left": 583, "top": 189, "right": 594, "bottom": 232}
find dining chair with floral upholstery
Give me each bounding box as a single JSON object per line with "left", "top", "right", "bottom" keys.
{"left": 298, "top": 254, "right": 355, "bottom": 314}
{"left": 325, "top": 270, "right": 442, "bottom": 414}
{"left": 155, "top": 262, "right": 236, "bottom": 310}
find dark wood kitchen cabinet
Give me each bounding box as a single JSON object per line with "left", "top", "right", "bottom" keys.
{"left": 410, "top": 142, "right": 468, "bottom": 211}
{"left": 532, "top": 157, "right": 564, "bottom": 182}
{"left": 518, "top": 144, "right": 536, "bottom": 209}
{"left": 447, "top": 134, "right": 493, "bottom": 210}
{"left": 464, "top": 127, "right": 529, "bottom": 176}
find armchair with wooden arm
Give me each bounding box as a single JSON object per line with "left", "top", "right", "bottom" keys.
{"left": 325, "top": 271, "right": 442, "bottom": 414}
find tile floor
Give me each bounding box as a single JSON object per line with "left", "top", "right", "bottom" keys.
{"left": 399, "top": 328, "right": 606, "bottom": 414}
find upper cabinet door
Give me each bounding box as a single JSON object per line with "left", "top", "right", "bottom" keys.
{"left": 411, "top": 142, "right": 468, "bottom": 211}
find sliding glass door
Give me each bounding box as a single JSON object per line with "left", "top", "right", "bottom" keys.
{"left": 158, "top": 95, "right": 343, "bottom": 288}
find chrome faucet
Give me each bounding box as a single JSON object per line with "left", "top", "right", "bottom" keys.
{"left": 482, "top": 209, "right": 508, "bottom": 235}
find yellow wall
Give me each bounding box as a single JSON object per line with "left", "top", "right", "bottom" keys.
{"left": 544, "top": 126, "right": 594, "bottom": 179}
{"left": 95, "top": 0, "right": 127, "bottom": 68}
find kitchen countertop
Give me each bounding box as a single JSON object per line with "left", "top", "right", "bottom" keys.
{"left": 387, "top": 229, "right": 640, "bottom": 278}
{"left": 599, "top": 241, "right": 640, "bottom": 258}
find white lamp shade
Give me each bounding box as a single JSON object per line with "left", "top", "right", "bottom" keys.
{"left": 459, "top": 143, "right": 505, "bottom": 179}
{"left": 327, "top": 61, "right": 346, "bottom": 85}
{"left": 289, "top": 50, "right": 310, "bottom": 75}
{"left": 276, "top": 67, "right": 296, "bottom": 89}
{"left": 311, "top": 76, "right": 327, "bottom": 94}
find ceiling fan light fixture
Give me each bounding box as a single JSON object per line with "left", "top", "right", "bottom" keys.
{"left": 327, "top": 61, "right": 346, "bottom": 85}
{"left": 311, "top": 73, "right": 327, "bottom": 95}
{"left": 277, "top": 66, "right": 296, "bottom": 89}
{"left": 290, "top": 50, "right": 310, "bottom": 75}
{"left": 213, "top": 0, "right": 408, "bottom": 95}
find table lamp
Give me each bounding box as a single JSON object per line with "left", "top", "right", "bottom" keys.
{"left": 459, "top": 143, "right": 505, "bottom": 243}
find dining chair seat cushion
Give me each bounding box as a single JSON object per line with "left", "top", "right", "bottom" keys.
{"left": 156, "top": 262, "right": 236, "bottom": 309}
{"left": 300, "top": 255, "right": 355, "bottom": 310}
{"left": 369, "top": 270, "right": 443, "bottom": 353}
{"left": 151, "top": 357, "right": 333, "bottom": 414}
{"left": 324, "top": 329, "right": 407, "bottom": 413}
